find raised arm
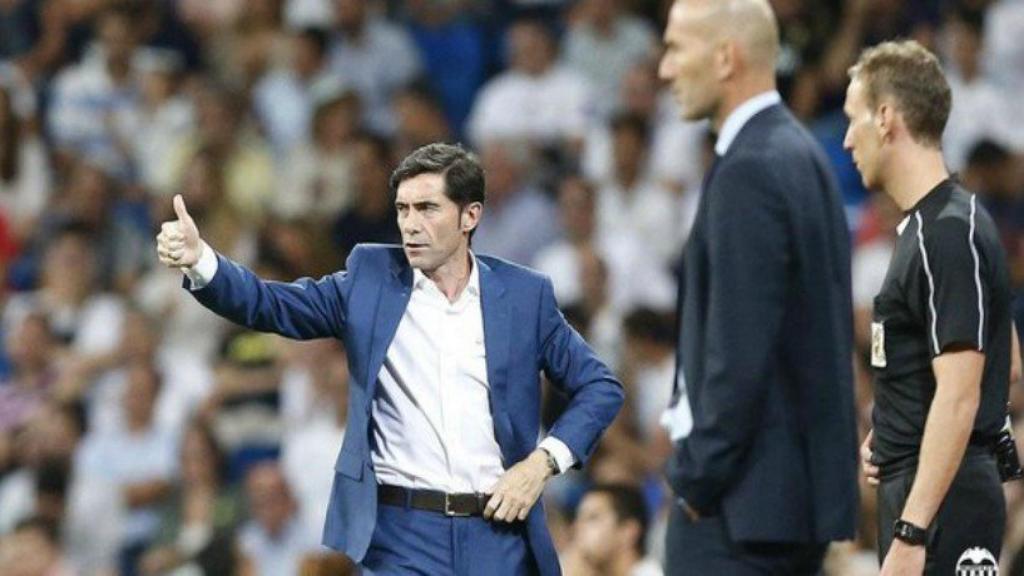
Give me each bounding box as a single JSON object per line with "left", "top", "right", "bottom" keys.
{"left": 156, "top": 195, "right": 353, "bottom": 340}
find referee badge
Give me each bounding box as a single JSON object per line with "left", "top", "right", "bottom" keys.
{"left": 956, "top": 547, "right": 998, "bottom": 575}
{"left": 871, "top": 322, "right": 887, "bottom": 368}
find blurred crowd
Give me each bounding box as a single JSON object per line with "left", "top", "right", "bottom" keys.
{"left": 0, "top": 0, "right": 1023, "bottom": 574}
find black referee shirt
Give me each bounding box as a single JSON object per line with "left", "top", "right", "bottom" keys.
{"left": 871, "top": 178, "right": 1012, "bottom": 476}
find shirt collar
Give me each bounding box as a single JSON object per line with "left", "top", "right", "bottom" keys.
{"left": 412, "top": 252, "right": 481, "bottom": 299}
{"left": 714, "top": 91, "right": 782, "bottom": 156}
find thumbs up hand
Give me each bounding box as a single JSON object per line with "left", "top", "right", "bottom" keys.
{"left": 157, "top": 194, "right": 203, "bottom": 269}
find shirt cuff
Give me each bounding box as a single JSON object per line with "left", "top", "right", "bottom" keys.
{"left": 538, "top": 437, "right": 576, "bottom": 474}
{"left": 184, "top": 241, "right": 217, "bottom": 290}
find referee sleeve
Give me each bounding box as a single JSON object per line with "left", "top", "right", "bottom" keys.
{"left": 915, "top": 205, "right": 987, "bottom": 356}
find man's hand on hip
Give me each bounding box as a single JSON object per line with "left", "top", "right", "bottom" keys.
{"left": 484, "top": 449, "right": 552, "bottom": 523}
{"left": 156, "top": 194, "right": 203, "bottom": 269}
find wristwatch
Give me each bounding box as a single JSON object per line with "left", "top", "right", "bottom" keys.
{"left": 538, "top": 447, "right": 560, "bottom": 477}
{"left": 893, "top": 519, "right": 927, "bottom": 546}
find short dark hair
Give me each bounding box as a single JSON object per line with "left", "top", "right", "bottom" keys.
{"left": 586, "top": 483, "right": 649, "bottom": 555}
{"left": 966, "top": 139, "right": 1010, "bottom": 169}
{"left": 389, "top": 142, "right": 485, "bottom": 209}
{"left": 610, "top": 112, "right": 651, "bottom": 144}
{"left": 297, "top": 27, "right": 330, "bottom": 58}
{"left": 848, "top": 40, "right": 951, "bottom": 148}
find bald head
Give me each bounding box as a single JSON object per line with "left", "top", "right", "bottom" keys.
{"left": 682, "top": 0, "right": 779, "bottom": 72}
{"left": 660, "top": 0, "right": 779, "bottom": 125}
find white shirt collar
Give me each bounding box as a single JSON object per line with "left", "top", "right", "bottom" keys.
{"left": 412, "top": 252, "right": 481, "bottom": 299}
{"left": 714, "top": 90, "right": 782, "bottom": 156}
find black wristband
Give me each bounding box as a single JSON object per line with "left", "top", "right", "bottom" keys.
{"left": 538, "top": 447, "right": 559, "bottom": 476}
{"left": 893, "top": 519, "right": 927, "bottom": 546}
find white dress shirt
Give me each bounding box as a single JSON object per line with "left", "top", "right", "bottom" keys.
{"left": 186, "top": 246, "right": 575, "bottom": 493}
{"left": 713, "top": 90, "right": 782, "bottom": 156}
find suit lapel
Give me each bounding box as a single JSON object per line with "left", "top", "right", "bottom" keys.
{"left": 478, "top": 259, "right": 515, "bottom": 456}
{"left": 366, "top": 257, "right": 413, "bottom": 399}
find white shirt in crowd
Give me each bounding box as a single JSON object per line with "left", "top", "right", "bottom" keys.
{"left": 467, "top": 66, "right": 593, "bottom": 147}
{"left": 187, "top": 247, "right": 574, "bottom": 494}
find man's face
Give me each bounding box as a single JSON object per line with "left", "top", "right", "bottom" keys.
{"left": 573, "top": 493, "right": 624, "bottom": 567}
{"left": 246, "top": 467, "right": 294, "bottom": 535}
{"left": 98, "top": 14, "right": 135, "bottom": 67}
{"left": 658, "top": 1, "right": 722, "bottom": 122}
{"left": 395, "top": 173, "right": 476, "bottom": 273}
{"left": 843, "top": 78, "right": 885, "bottom": 190}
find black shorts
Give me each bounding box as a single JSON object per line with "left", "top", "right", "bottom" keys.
{"left": 877, "top": 448, "right": 1005, "bottom": 575}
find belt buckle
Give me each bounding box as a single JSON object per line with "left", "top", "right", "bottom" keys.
{"left": 444, "top": 493, "right": 470, "bottom": 517}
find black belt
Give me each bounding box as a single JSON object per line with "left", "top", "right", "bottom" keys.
{"left": 377, "top": 484, "right": 491, "bottom": 517}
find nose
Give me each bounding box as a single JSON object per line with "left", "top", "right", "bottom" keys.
{"left": 842, "top": 126, "right": 853, "bottom": 152}
{"left": 400, "top": 211, "right": 421, "bottom": 237}
{"left": 657, "top": 53, "right": 671, "bottom": 80}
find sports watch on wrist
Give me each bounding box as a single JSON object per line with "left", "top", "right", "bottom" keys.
{"left": 893, "top": 519, "right": 927, "bottom": 546}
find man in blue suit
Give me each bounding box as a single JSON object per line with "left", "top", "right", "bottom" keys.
{"left": 155, "top": 143, "right": 624, "bottom": 575}
{"left": 657, "top": 0, "right": 859, "bottom": 574}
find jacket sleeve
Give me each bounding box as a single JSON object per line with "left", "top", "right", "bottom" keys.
{"left": 183, "top": 246, "right": 363, "bottom": 340}
{"left": 537, "top": 277, "right": 624, "bottom": 467}
{"left": 667, "top": 154, "right": 791, "bottom": 514}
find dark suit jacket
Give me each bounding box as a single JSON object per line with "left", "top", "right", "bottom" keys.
{"left": 669, "top": 104, "right": 859, "bottom": 543}
{"left": 186, "top": 245, "right": 624, "bottom": 575}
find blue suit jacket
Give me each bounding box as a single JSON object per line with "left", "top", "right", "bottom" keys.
{"left": 670, "top": 105, "right": 859, "bottom": 544}
{"left": 187, "top": 244, "right": 624, "bottom": 574}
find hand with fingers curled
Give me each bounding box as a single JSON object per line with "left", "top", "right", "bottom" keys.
{"left": 156, "top": 194, "right": 203, "bottom": 269}
{"left": 483, "top": 449, "right": 553, "bottom": 524}
{"left": 861, "top": 429, "right": 879, "bottom": 487}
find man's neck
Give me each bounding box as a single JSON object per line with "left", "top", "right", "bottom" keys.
{"left": 591, "top": 552, "right": 641, "bottom": 576}
{"left": 424, "top": 250, "right": 473, "bottom": 303}
{"left": 883, "top": 145, "right": 949, "bottom": 211}
{"left": 711, "top": 75, "right": 776, "bottom": 134}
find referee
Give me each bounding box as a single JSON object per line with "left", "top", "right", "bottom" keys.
{"left": 844, "top": 40, "right": 1011, "bottom": 575}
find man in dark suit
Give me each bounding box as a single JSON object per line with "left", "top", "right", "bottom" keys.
{"left": 155, "top": 143, "right": 624, "bottom": 575}
{"left": 657, "top": 0, "right": 859, "bottom": 573}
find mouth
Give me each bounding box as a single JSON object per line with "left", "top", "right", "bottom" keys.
{"left": 404, "top": 243, "right": 427, "bottom": 252}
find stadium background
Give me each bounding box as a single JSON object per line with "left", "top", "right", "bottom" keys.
{"left": 0, "top": 0, "right": 1023, "bottom": 573}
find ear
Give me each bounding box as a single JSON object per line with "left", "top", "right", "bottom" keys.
{"left": 714, "top": 41, "right": 737, "bottom": 81}
{"left": 876, "top": 102, "right": 895, "bottom": 142}
{"left": 461, "top": 202, "right": 483, "bottom": 234}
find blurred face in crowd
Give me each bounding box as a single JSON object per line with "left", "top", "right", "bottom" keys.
{"left": 246, "top": 464, "right": 295, "bottom": 536}
{"left": 6, "top": 314, "right": 54, "bottom": 375}
{"left": 291, "top": 34, "right": 324, "bottom": 78}
{"left": 0, "top": 524, "right": 61, "bottom": 576}
{"left": 573, "top": 492, "right": 638, "bottom": 569}
{"left": 612, "top": 125, "right": 647, "bottom": 184}
{"left": 396, "top": 173, "right": 479, "bottom": 273}
{"left": 508, "top": 23, "right": 556, "bottom": 76}
{"left": 353, "top": 138, "right": 390, "bottom": 209}
{"left": 314, "top": 96, "right": 360, "bottom": 149}
{"left": 843, "top": 78, "right": 886, "bottom": 190}
{"left": 123, "top": 362, "right": 159, "bottom": 431}
{"left": 479, "top": 141, "right": 524, "bottom": 203}
{"left": 582, "top": 0, "right": 617, "bottom": 28}
{"left": 42, "top": 233, "right": 95, "bottom": 300}
{"left": 620, "top": 63, "right": 658, "bottom": 118}
{"left": 97, "top": 12, "right": 136, "bottom": 70}
{"left": 949, "top": 18, "right": 982, "bottom": 80}
{"left": 335, "top": 0, "right": 367, "bottom": 33}
{"left": 17, "top": 407, "right": 79, "bottom": 468}
{"left": 557, "top": 177, "right": 596, "bottom": 243}
{"left": 659, "top": 0, "right": 725, "bottom": 123}
{"left": 66, "top": 161, "right": 111, "bottom": 226}
{"left": 181, "top": 152, "right": 224, "bottom": 211}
